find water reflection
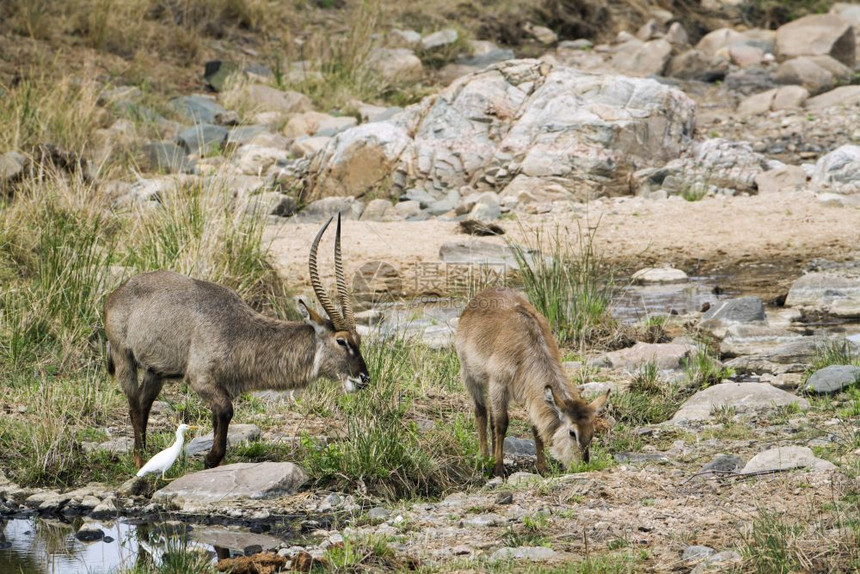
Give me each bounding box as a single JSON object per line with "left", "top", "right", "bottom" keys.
{"left": 0, "top": 517, "right": 281, "bottom": 574}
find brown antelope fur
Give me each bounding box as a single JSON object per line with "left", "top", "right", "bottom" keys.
{"left": 104, "top": 215, "right": 369, "bottom": 469}
{"left": 456, "top": 287, "right": 609, "bottom": 477}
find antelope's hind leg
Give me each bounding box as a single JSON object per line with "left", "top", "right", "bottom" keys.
{"left": 138, "top": 369, "right": 165, "bottom": 452}
{"left": 113, "top": 349, "right": 146, "bottom": 467}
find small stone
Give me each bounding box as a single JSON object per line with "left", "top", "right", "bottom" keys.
{"left": 491, "top": 546, "right": 557, "bottom": 561}
{"left": 741, "top": 446, "right": 836, "bottom": 474}
{"left": 495, "top": 492, "right": 514, "bottom": 505}
{"left": 631, "top": 267, "right": 688, "bottom": 284}
{"left": 366, "top": 507, "right": 392, "bottom": 522}
{"left": 700, "top": 454, "right": 744, "bottom": 475}
{"left": 75, "top": 523, "right": 105, "bottom": 542}
{"left": 682, "top": 545, "right": 715, "bottom": 561}
{"left": 421, "top": 28, "right": 459, "bottom": 51}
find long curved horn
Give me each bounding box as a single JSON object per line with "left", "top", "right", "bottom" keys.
{"left": 334, "top": 214, "right": 355, "bottom": 328}
{"left": 309, "top": 217, "right": 348, "bottom": 331}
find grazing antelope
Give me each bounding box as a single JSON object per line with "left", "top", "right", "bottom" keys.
{"left": 104, "top": 215, "right": 369, "bottom": 469}
{"left": 456, "top": 287, "right": 609, "bottom": 477}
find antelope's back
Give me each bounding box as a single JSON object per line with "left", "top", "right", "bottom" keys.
{"left": 104, "top": 270, "right": 250, "bottom": 371}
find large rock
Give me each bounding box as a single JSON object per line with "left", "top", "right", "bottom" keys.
{"left": 305, "top": 123, "right": 411, "bottom": 199}
{"left": 774, "top": 56, "right": 851, "bottom": 95}
{"left": 776, "top": 14, "right": 856, "bottom": 68}
{"left": 805, "top": 365, "right": 860, "bottom": 395}
{"left": 634, "top": 138, "right": 769, "bottom": 196}
{"left": 700, "top": 297, "right": 766, "bottom": 338}
{"left": 670, "top": 382, "right": 809, "bottom": 423}
{"left": 741, "top": 446, "right": 836, "bottom": 474}
{"left": 786, "top": 269, "right": 860, "bottom": 318}
{"left": 810, "top": 145, "right": 860, "bottom": 194}
{"left": 719, "top": 325, "right": 803, "bottom": 358}
{"left": 153, "top": 462, "right": 308, "bottom": 510}
{"left": 665, "top": 49, "right": 729, "bottom": 82}
{"left": 305, "top": 60, "right": 695, "bottom": 201}
{"left": 597, "top": 342, "right": 696, "bottom": 371}
{"left": 613, "top": 39, "right": 673, "bottom": 76}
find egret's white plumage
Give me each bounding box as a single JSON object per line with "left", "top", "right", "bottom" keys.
{"left": 136, "top": 423, "right": 192, "bottom": 478}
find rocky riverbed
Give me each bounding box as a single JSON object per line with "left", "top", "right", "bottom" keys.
{"left": 2, "top": 1, "right": 860, "bottom": 572}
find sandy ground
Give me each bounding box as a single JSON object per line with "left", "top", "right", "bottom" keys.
{"left": 264, "top": 191, "right": 860, "bottom": 302}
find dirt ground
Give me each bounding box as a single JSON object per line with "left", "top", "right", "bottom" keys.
{"left": 265, "top": 191, "right": 860, "bottom": 303}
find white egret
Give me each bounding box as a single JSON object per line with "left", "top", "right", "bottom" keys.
{"left": 136, "top": 423, "right": 195, "bottom": 479}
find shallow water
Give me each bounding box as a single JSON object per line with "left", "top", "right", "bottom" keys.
{"left": 1, "top": 516, "right": 288, "bottom": 574}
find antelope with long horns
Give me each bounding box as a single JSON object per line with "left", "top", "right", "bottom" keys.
{"left": 104, "top": 215, "right": 368, "bottom": 469}
{"left": 456, "top": 287, "right": 609, "bottom": 477}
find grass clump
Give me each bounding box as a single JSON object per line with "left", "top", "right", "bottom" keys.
{"left": 683, "top": 347, "right": 733, "bottom": 388}
{"left": 510, "top": 223, "right": 617, "bottom": 349}
{"left": 607, "top": 362, "right": 689, "bottom": 427}
{"left": 803, "top": 338, "right": 860, "bottom": 383}
{"left": 298, "top": 334, "right": 482, "bottom": 500}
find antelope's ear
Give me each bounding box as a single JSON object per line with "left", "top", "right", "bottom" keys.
{"left": 299, "top": 299, "right": 327, "bottom": 331}
{"left": 544, "top": 386, "right": 563, "bottom": 417}
{"left": 590, "top": 389, "right": 610, "bottom": 413}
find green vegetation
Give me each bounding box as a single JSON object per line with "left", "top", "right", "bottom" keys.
{"left": 509, "top": 223, "right": 617, "bottom": 349}
{"left": 682, "top": 347, "right": 734, "bottom": 388}
{"left": 298, "top": 333, "right": 483, "bottom": 499}
{"left": 0, "top": 167, "right": 291, "bottom": 486}
{"left": 804, "top": 338, "right": 860, "bottom": 383}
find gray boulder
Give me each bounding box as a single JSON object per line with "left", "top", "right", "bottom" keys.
{"left": 153, "top": 462, "right": 308, "bottom": 510}
{"left": 805, "top": 364, "right": 860, "bottom": 395}
{"left": 670, "top": 382, "right": 808, "bottom": 423}
{"left": 176, "top": 124, "right": 228, "bottom": 156}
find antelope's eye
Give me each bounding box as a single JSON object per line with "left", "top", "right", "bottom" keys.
{"left": 336, "top": 338, "right": 348, "bottom": 347}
